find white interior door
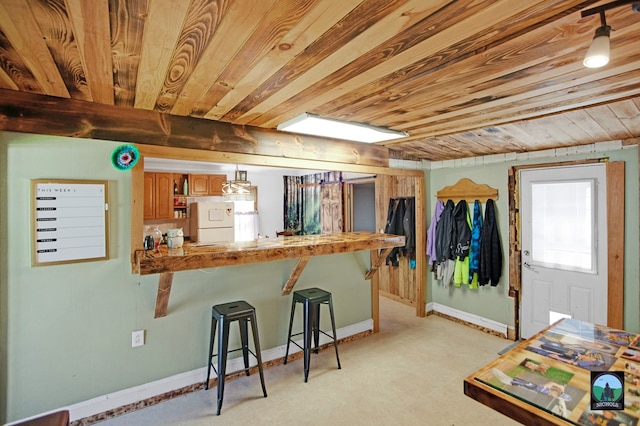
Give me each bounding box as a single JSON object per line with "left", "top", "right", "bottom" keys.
{"left": 520, "top": 164, "right": 607, "bottom": 339}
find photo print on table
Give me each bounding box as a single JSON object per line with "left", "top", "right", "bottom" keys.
{"left": 604, "top": 359, "right": 640, "bottom": 416}
{"left": 594, "top": 327, "right": 638, "bottom": 347}
{"left": 551, "top": 319, "right": 638, "bottom": 348}
{"left": 525, "top": 334, "right": 617, "bottom": 371}
{"left": 543, "top": 331, "right": 619, "bottom": 355}
{"left": 623, "top": 370, "right": 640, "bottom": 415}
{"left": 477, "top": 358, "right": 585, "bottom": 418}
{"left": 578, "top": 407, "right": 638, "bottom": 426}
{"left": 621, "top": 348, "right": 640, "bottom": 363}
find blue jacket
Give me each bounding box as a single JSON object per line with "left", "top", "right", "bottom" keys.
{"left": 468, "top": 200, "right": 482, "bottom": 281}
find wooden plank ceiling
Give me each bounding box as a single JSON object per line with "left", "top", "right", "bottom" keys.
{"left": 0, "top": 0, "right": 639, "bottom": 161}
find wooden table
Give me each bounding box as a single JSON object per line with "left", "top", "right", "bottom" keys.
{"left": 464, "top": 318, "right": 640, "bottom": 425}
{"left": 134, "top": 232, "right": 405, "bottom": 318}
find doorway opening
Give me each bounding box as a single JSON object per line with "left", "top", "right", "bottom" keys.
{"left": 344, "top": 178, "right": 376, "bottom": 232}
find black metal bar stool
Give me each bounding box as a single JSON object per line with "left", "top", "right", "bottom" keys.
{"left": 205, "top": 300, "right": 267, "bottom": 415}
{"left": 284, "top": 287, "right": 341, "bottom": 382}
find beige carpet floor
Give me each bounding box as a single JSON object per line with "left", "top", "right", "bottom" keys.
{"left": 96, "top": 297, "right": 520, "bottom": 425}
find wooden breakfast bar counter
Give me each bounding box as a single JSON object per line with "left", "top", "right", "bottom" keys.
{"left": 133, "top": 232, "right": 405, "bottom": 319}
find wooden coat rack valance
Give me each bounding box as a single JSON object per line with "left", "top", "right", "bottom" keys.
{"left": 436, "top": 178, "right": 498, "bottom": 203}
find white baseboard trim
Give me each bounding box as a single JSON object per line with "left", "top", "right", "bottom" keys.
{"left": 428, "top": 302, "right": 508, "bottom": 338}
{"left": 20, "top": 319, "right": 372, "bottom": 423}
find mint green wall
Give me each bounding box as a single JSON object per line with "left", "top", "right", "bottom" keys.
{"left": 426, "top": 147, "right": 639, "bottom": 333}
{"left": 0, "top": 132, "right": 372, "bottom": 423}
{"left": 3, "top": 130, "right": 637, "bottom": 422}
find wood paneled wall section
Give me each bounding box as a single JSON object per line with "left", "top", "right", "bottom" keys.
{"left": 375, "top": 175, "right": 417, "bottom": 307}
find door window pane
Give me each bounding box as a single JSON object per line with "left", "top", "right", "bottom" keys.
{"left": 531, "top": 180, "right": 595, "bottom": 272}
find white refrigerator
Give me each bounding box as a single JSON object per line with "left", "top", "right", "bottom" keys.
{"left": 189, "top": 201, "right": 235, "bottom": 243}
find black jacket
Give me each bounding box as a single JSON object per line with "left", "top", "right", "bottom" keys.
{"left": 402, "top": 197, "right": 416, "bottom": 259}
{"left": 435, "top": 200, "right": 455, "bottom": 262}
{"left": 452, "top": 200, "right": 471, "bottom": 260}
{"left": 479, "top": 199, "right": 502, "bottom": 286}
{"left": 384, "top": 197, "right": 415, "bottom": 265}
{"left": 384, "top": 198, "right": 404, "bottom": 266}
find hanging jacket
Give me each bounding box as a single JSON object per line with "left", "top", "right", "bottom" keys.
{"left": 479, "top": 199, "right": 502, "bottom": 286}
{"left": 435, "top": 200, "right": 455, "bottom": 262}
{"left": 384, "top": 198, "right": 405, "bottom": 266}
{"left": 384, "top": 198, "right": 401, "bottom": 235}
{"left": 468, "top": 200, "right": 483, "bottom": 282}
{"left": 426, "top": 199, "right": 445, "bottom": 266}
{"left": 452, "top": 200, "right": 471, "bottom": 260}
{"left": 454, "top": 205, "right": 474, "bottom": 287}
{"left": 402, "top": 197, "right": 416, "bottom": 259}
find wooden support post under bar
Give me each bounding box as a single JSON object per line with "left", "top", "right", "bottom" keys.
{"left": 365, "top": 247, "right": 393, "bottom": 280}
{"left": 281, "top": 256, "right": 311, "bottom": 295}
{"left": 154, "top": 272, "right": 174, "bottom": 318}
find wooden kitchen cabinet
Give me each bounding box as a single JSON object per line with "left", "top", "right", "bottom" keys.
{"left": 143, "top": 173, "right": 155, "bottom": 219}
{"left": 209, "top": 174, "right": 226, "bottom": 195}
{"left": 145, "top": 173, "right": 227, "bottom": 220}
{"left": 144, "top": 172, "right": 173, "bottom": 219}
{"left": 189, "top": 174, "right": 209, "bottom": 196}
{"left": 188, "top": 174, "right": 227, "bottom": 196}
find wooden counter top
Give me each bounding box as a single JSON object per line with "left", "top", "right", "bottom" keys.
{"left": 134, "top": 232, "right": 405, "bottom": 318}
{"left": 136, "top": 232, "right": 405, "bottom": 275}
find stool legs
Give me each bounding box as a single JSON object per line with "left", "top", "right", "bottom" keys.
{"left": 284, "top": 290, "right": 341, "bottom": 382}
{"left": 328, "top": 297, "right": 341, "bottom": 370}
{"left": 205, "top": 316, "right": 217, "bottom": 390}
{"left": 312, "top": 302, "right": 321, "bottom": 354}
{"left": 303, "top": 299, "right": 312, "bottom": 382}
{"left": 249, "top": 311, "right": 268, "bottom": 398}
{"left": 205, "top": 302, "right": 267, "bottom": 416}
{"left": 283, "top": 297, "right": 296, "bottom": 365}
{"left": 216, "top": 317, "right": 230, "bottom": 415}
{"left": 239, "top": 318, "right": 250, "bottom": 377}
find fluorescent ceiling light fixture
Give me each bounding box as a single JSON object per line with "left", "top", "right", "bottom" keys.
{"left": 277, "top": 113, "right": 408, "bottom": 143}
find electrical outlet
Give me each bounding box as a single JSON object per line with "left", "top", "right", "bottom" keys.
{"left": 132, "top": 330, "right": 145, "bottom": 347}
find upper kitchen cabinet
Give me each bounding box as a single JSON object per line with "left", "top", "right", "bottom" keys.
{"left": 144, "top": 172, "right": 173, "bottom": 220}
{"left": 189, "top": 174, "right": 208, "bottom": 196}
{"left": 209, "top": 174, "right": 226, "bottom": 196}
{"left": 188, "top": 174, "right": 226, "bottom": 196}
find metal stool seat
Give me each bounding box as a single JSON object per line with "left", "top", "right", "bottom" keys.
{"left": 284, "top": 287, "right": 341, "bottom": 382}
{"left": 205, "top": 300, "right": 267, "bottom": 415}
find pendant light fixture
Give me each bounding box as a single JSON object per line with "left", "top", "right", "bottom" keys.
{"left": 583, "top": 12, "right": 611, "bottom": 68}
{"left": 223, "top": 166, "right": 253, "bottom": 200}
{"left": 581, "top": 1, "right": 639, "bottom": 69}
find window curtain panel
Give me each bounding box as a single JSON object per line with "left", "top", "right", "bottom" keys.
{"left": 283, "top": 175, "right": 302, "bottom": 234}
{"left": 283, "top": 171, "right": 342, "bottom": 235}
{"left": 302, "top": 172, "right": 323, "bottom": 234}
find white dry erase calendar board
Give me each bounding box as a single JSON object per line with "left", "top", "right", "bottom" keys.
{"left": 31, "top": 179, "right": 109, "bottom": 266}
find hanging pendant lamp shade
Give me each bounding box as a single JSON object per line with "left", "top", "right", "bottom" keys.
{"left": 583, "top": 25, "right": 611, "bottom": 68}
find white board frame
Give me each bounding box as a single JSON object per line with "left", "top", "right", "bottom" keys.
{"left": 31, "top": 179, "right": 109, "bottom": 266}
